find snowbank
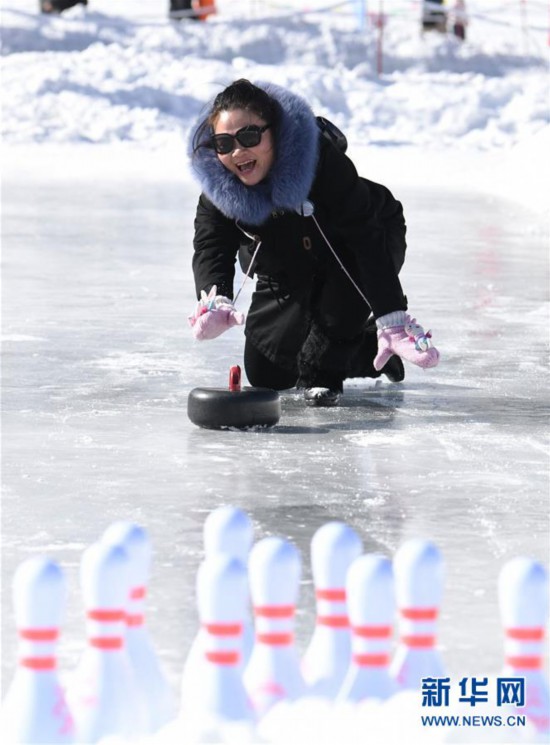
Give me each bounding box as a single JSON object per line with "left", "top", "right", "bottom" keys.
{"left": 2, "top": 1, "right": 549, "bottom": 214}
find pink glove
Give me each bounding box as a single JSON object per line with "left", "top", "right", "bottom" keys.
{"left": 373, "top": 312, "right": 440, "bottom": 371}
{"left": 188, "top": 286, "right": 245, "bottom": 341}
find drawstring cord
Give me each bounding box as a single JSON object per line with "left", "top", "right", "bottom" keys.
{"left": 309, "top": 212, "right": 371, "bottom": 308}
{"left": 233, "top": 224, "right": 262, "bottom": 306}
{"left": 231, "top": 202, "right": 369, "bottom": 311}
{"left": 302, "top": 198, "right": 371, "bottom": 309}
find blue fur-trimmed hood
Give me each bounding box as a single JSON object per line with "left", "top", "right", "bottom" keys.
{"left": 188, "top": 82, "right": 320, "bottom": 226}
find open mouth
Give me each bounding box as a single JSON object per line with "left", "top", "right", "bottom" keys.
{"left": 236, "top": 160, "right": 256, "bottom": 174}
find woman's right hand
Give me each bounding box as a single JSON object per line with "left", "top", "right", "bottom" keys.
{"left": 188, "top": 286, "right": 245, "bottom": 341}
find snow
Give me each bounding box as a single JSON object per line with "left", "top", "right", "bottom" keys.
{"left": 2, "top": 0, "right": 549, "bottom": 214}
{"left": 1, "top": 1, "right": 549, "bottom": 743}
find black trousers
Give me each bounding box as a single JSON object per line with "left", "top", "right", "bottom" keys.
{"left": 244, "top": 341, "right": 298, "bottom": 391}
{"left": 244, "top": 262, "right": 377, "bottom": 391}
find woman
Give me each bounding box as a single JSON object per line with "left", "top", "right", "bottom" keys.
{"left": 188, "top": 79, "right": 439, "bottom": 406}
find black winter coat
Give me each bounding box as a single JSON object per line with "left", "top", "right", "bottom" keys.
{"left": 189, "top": 85, "right": 408, "bottom": 383}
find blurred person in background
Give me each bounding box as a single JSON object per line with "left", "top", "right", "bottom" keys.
{"left": 40, "top": 0, "right": 87, "bottom": 12}
{"left": 40, "top": 0, "right": 206, "bottom": 20}
{"left": 169, "top": 0, "right": 202, "bottom": 21}
{"left": 422, "top": 0, "right": 447, "bottom": 33}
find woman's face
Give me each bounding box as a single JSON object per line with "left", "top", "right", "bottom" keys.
{"left": 213, "top": 108, "right": 274, "bottom": 186}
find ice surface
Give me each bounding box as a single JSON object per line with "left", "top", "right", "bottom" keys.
{"left": 2, "top": 146, "right": 548, "bottom": 697}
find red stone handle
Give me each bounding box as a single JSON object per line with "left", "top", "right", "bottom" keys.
{"left": 229, "top": 365, "right": 241, "bottom": 392}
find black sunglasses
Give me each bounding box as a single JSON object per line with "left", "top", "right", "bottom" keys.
{"left": 210, "top": 124, "right": 271, "bottom": 155}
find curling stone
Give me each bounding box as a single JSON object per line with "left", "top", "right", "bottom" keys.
{"left": 187, "top": 366, "right": 281, "bottom": 430}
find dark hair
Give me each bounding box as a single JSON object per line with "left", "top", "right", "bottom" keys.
{"left": 192, "top": 79, "right": 279, "bottom": 153}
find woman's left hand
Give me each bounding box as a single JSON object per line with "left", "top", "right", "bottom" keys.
{"left": 373, "top": 313, "right": 440, "bottom": 370}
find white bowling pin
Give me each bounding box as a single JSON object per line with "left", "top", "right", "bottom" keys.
{"left": 182, "top": 553, "right": 253, "bottom": 723}
{"left": 204, "top": 506, "right": 255, "bottom": 664}
{"left": 203, "top": 505, "right": 254, "bottom": 563}
{"left": 67, "top": 541, "right": 141, "bottom": 743}
{"left": 102, "top": 521, "right": 176, "bottom": 733}
{"left": 0, "top": 556, "right": 74, "bottom": 744}
{"left": 182, "top": 506, "right": 254, "bottom": 704}
{"left": 498, "top": 557, "right": 549, "bottom": 735}
{"left": 338, "top": 554, "right": 397, "bottom": 702}
{"left": 301, "top": 522, "right": 362, "bottom": 697}
{"left": 390, "top": 539, "right": 446, "bottom": 689}
{"left": 244, "top": 536, "right": 305, "bottom": 715}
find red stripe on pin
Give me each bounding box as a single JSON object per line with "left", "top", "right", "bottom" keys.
{"left": 20, "top": 657, "right": 56, "bottom": 670}
{"left": 130, "top": 586, "right": 146, "bottom": 600}
{"left": 89, "top": 637, "right": 123, "bottom": 650}
{"left": 203, "top": 622, "right": 243, "bottom": 636}
{"left": 506, "top": 656, "right": 542, "bottom": 670}
{"left": 19, "top": 628, "right": 59, "bottom": 642}
{"left": 506, "top": 627, "right": 544, "bottom": 641}
{"left": 126, "top": 614, "right": 144, "bottom": 627}
{"left": 87, "top": 609, "right": 125, "bottom": 622}
{"left": 206, "top": 650, "right": 240, "bottom": 665}
{"left": 254, "top": 605, "right": 295, "bottom": 619}
{"left": 353, "top": 625, "right": 392, "bottom": 638}
{"left": 401, "top": 608, "right": 438, "bottom": 621}
{"left": 401, "top": 635, "right": 435, "bottom": 648}
{"left": 257, "top": 632, "right": 294, "bottom": 645}
{"left": 316, "top": 589, "right": 346, "bottom": 602}
{"left": 353, "top": 653, "right": 390, "bottom": 667}
{"left": 317, "top": 615, "right": 349, "bottom": 628}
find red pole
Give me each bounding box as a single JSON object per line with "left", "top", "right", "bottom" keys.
{"left": 377, "top": 0, "right": 384, "bottom": 76}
